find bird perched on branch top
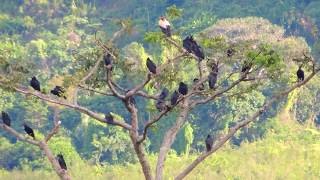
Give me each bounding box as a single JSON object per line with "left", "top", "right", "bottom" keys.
{"left": 105, "top": 112, "right": 114, "bottom": 124}
{"left": 51, "top": 86, "right": 67, "bottom": 99}
{"left": 208, "top": 72, "right": 218, "bottom": 89}
{"left": 205, "top": 134, "right": 214, "bottom": 152}
{"left": 146, "top": 57, "right": 157, "bottom": 74}
{"left": 183, "top": 36, "right": 194, "bottom": 53}
{"left": 30, "top": 76, "right": 41, "bottom": 91}
{"left": 56, "top": 154, "right": 67, "bottom": 171}
{"left": 183, "top": 36, "right": 205, "bottom": 61}
{"left": 156, "top": 100, "right": 167, "bottom": 112}
{"left": 170, "top": 90, "right": 179, "bottom": 106}
{"left": 1, "top": 111, "right": 11, "bottom": 126}
{"left": 178, "top": 82, "right": 188, "bottom": 95}
{"left": 104, "top": 53, "right": 113, "bottom": 70}
{"left": 159, "top": 16, "right": 171, "bottom": 37}
{"left": 297, "top": 66, "right": 304, "bottom": 82}
{"left": 24, "top": 123, "right": 35, "bottom": 139}
{"left": 159, "top": 88, "right": 169, "bottom": 100}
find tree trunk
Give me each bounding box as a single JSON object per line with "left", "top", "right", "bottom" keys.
{"left": 155, "top": 101, "right": 189, "bottom": 180}
{"left": 128, "top": 104, "right": 153, "bottom": 180}
{"left": 131, "top": 138, "right": 153, "bottom": 180}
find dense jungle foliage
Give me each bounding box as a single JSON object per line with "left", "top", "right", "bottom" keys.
{"left": 0, "top": 0, "right": 320, "bottom": 179}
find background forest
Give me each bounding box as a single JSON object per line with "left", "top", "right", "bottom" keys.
{"left": 1, "top": 0, "right": 320, "bottom": 179}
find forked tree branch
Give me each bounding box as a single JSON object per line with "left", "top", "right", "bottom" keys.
{"left": 106, "top": 69, "right": 125, "bottom": 99}
{"left": 155, "top": 98, "right": 190, "bottom": 180}
{"left": 0, "top": 124, "right": 71, "bottom": 180}
{"left": 4, "top": 85, "right": 132, "bottom": 130}
{"left": 45, "top": 107, "right": 62, "bottom": 142}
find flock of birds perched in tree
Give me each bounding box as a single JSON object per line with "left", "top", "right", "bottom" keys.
{"left": 0, "top": 16, "right": 308, "bottom": 173}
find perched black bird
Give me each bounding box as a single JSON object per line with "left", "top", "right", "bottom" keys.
{"left": 104, "top": 53, "right": 113, "bottom": 69}
{"left": 178, "top": 82, "right": 188, "bottom": 95}
{"left": 297, "top": 67, "right": 304, "bottom": 82}
{"left": 24, "top": 124, "right": 35, "bottom": 139}
{"left": 227, "top": 48, "right": 234, "bottom": 57}
{"left": 1, "top": 111, "right": 11, "bottom": 126}
{"left": 30, "top": 76, "right": 40, "bottom": 91}
{"left": 51, "top": 86, "right": 66, "bottom": 99}
{"left": 159, "top": 16, "right": 171, "bottom": 37}
{"left": 170, "top": 90, "right": 179, "bottom": 106}
{"left": 56, "top": 154, "right": 67, "bottom": 170}
{"left": 156, "top": 100, "right": 167, "bottom": 112}
{"left": 205, "top": 134, "right": 214, "bottom": 152}
{"left": 183, "top": 36, "right": 205, "bottom": 60}
{"left": 183, "top": 36, "right": 194, "bottom": 53}
{"left": 159, "top": 88, "right": 169, "bottom": 100}
{"left": 105, "top": 112, "right": 114, "bottom": 124}
{"left": 146, "top": 58, "right": 157, "bottom": 74}
{"left": 193, "top": 78, "right": 204, "bottom": 91}
{"left": 208, "top": 72, "right": 218, "bottom": 89}
{"left": 193, "top": 44, "right": 205, "bottom": 61}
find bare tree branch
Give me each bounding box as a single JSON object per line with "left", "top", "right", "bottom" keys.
{"left": 126, "top": 74, "right": 152, "bottom": 97}
{"left": 155, "top": 98, "right": 190, "bottom": 180}
{"left": 45, "top": 107, "right": 61, "bottom": 142}
{"left": 138, "top": 107, "right": 171, "bottom": 143}
{"left": 108, "top": 21, "right": 128, "bottom": 43}
{"left": 0, "top": 124, "right": 71, "bottom": 180}
{"left": 7, "top": 86, "right": 131, "bottom": 130}
{"left": 191, "top": 73, "right": 247, "bottom": 106}
{"left": 0, "top": 124, "right": 39, "bottom": 146}
{"left": 175, "top": 69, "right": 319, "bottom": 180}
{"left": 106, "top": 69, "right": 125, "bottom": 99}
{"left": 78, "top": 84, "right": 114, "bottom": 96}
{"left": 123, "top": 98, "right": 153, "bottom": 180}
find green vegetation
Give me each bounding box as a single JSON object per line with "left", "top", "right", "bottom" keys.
{"left": 0, "top": 0, "right": 320, "bottom": 179}
{"left": 1, "top": 120, "right": 320, "bottom": 179}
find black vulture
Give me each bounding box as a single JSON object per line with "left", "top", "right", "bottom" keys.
{"left": 146, "top": 58, "right": 157, "bottom": 74}
{"left": 1, "top": 111, "right": 11, "bottom": 126}
{"left": 297, "top": 67, "right": 304, "bottom": 81}
{"left": 105, "top": 112, "right": 114, "bottom": 124}
{"left": 183, "top": 36, "right": 193, "bottom": 53}
{"left": 159, "top": 16, "right": 171, "bottom": 37}
{"left": 56, "top": 154, "right": 67, "bottom": 170}
{"left": 104, "top": 53, "right": 113, "bottom": 69}
{"left": 156, "top": 100, "right": 167, "bottom": 112}
{"left": 183, "top": 36, "right": 205, "bottom": 60}
{"left": 170, "top": 90, "right": 179, "bottom": 106}
{"left": 205, "top": 134, "right": 214, "bottom": 152}
{"left": 30, "top": 76, "right": 40, "bottom": 91}
{"left": 178, "top": 82, "right": 188, "bottom": 95}
{"left": 51, "top": 86, "right": 67, "bottom": 99}
{"left": 193, "top": 44, "right": 205, "bottom": 61}
{"left": 208, "top": 72, "right": 218, "bottom": 89}
{"left": 227, "top": 48, "right": 234, "bottom": 57}
{"left": 24, "top": 124, "right": 35, "bottom": 139}
{"left": 193, "top": 78, "right": 204, "bottom": 91}
{"left": 159, "top": 88, "right": 169, "bottom": 100}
